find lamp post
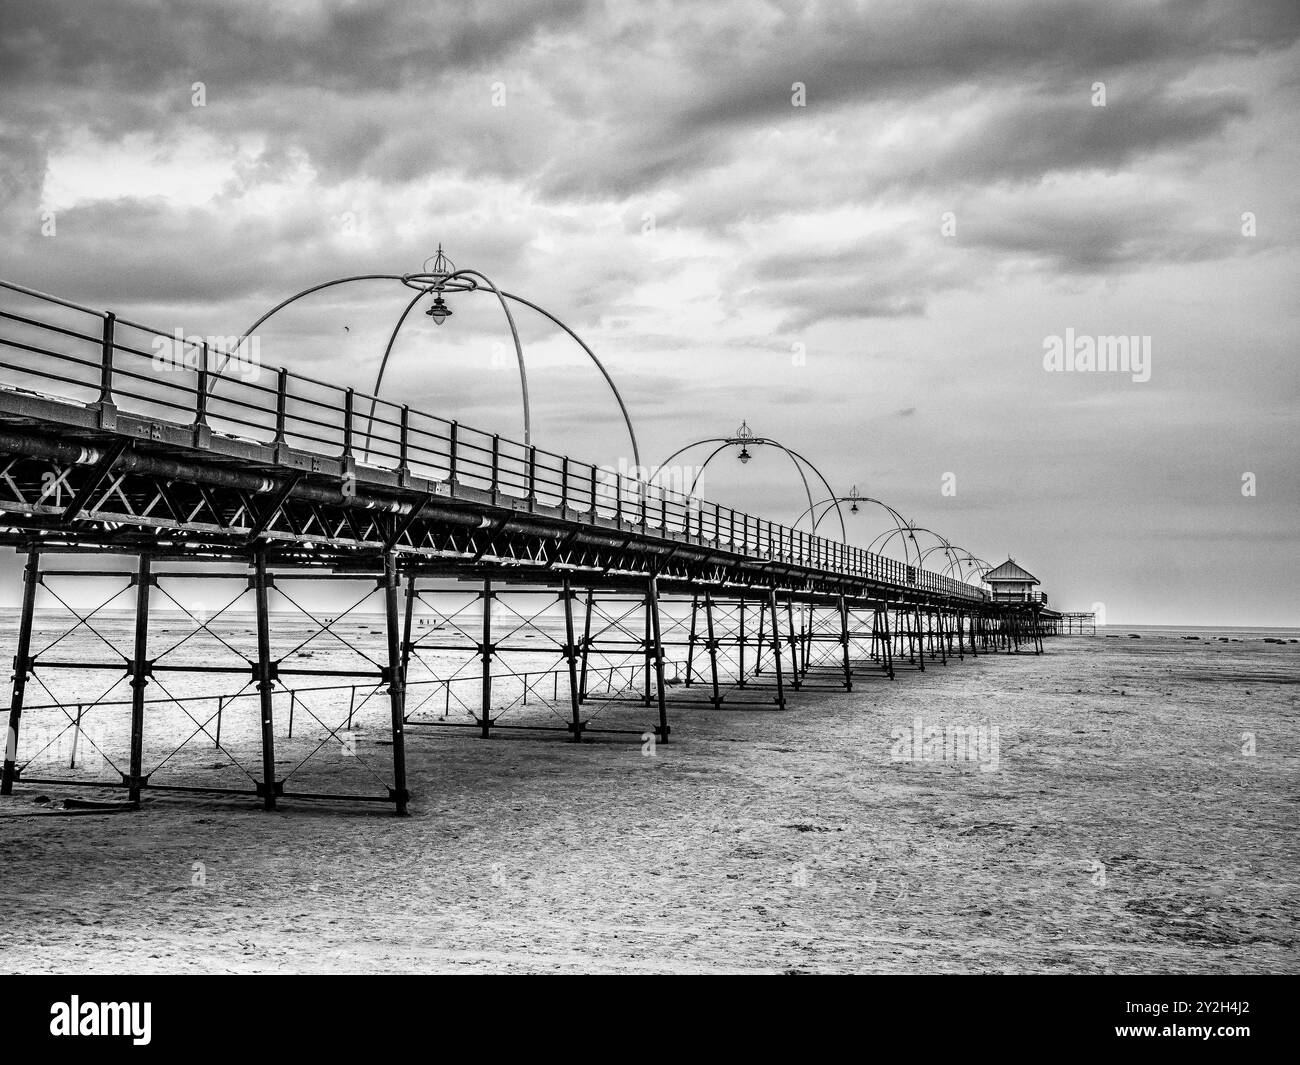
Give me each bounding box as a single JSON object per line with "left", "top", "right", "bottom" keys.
{"left": 222, "top": 245, "right": 641, "bottom": 466}
{"left": 866, "top": 523, "right": 961, "bottom": 570}
{"left": 793, "top": 486, "right": 913, "bottom": 546}
{"left": 735, "top": 420, "right": 754, "bottom": 464}
{"left": 918, "top": 542, "right": 984, "bottom": 582}
{"left": 422, "top": 246, "right": 454, "bottom": 325}
{"left": 957, "top": 555, "right": 994, "bottom": 586}
{"left": 649, "top": 422, "right": 846, "bottom": 540}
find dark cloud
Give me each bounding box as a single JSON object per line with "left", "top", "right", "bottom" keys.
{"left": 912, "top": 86, "right": 1251, "bottom": 188}
{"left": 671, "top": 0, "right": 1297, "bottom": 130}
{"left": 0, "top": 0, "right": 591, "bottom": 94}
{"left": 0, "top": 0, "right": 592, "bottom": 196}
{"left": 2, "top": 0, "right": 1289, "bottom": 213}
{"left": 540, "top": 0, "right": 1296, "bottom": 202}
{"left": 960, "top": 192, "right": 1258, "bottom": 272}
{"left": 731, "top": 236, "right": 964, "bottom": 330}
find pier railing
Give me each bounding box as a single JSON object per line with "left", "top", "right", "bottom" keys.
{"left": 0, "top": 281, "right": 988, "bottom": 604}
{"left": 992, "top": 591, "right": 1049, "bottom": 606}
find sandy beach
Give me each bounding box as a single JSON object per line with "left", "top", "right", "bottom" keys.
{"left": 1, "top": 628, "right": 1295, "bottom": 974}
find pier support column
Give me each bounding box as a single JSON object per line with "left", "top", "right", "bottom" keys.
{"left": 704, "top": 591, "right": 722, "bottom": 707}
{"left": 767, "top": 589, "right": 787, "bottom": 709}
{"left": 879, "top": 600, "right": 895, "bottom": 680}
{"left": 478, "top": 579, "right": 494, "bottom": 738}
{"left": 684, "top": 593, "right": 699, "bottom": 688}
{"left": 797, "top": 602, "right": 808, "bottom": 677}
{"left": 1, "top": 546, "right": 40, "bottom": 795}
{"left": 126, "top": 553, "right": 153, "bottom": 807}
{"left": 736, "top": 598, "right": 748, "bottom": 689}
{"left": 838, "top": 594, "right": 853, "bottom": 691}
{"left": 562, "top": 579, "right": 583, "bottom": 741}
{"left": 646, "top": 575, "right": 670, "bottom": 743}
{"left": 400, "top": 571, "right": 416, "bottom": 696}
{"left": 252, "top": 546, "right": 279, "bottom": 811}
{"left": 578, "top": 589, "right": 594, "bottom": 701}
{"left": 784, "top": 596, "right": 802, "bottom": 690}
{"left": 642, "top": 585, "right": 653, "bottom": 708}
{"left": 382, "top": 551, "right": 409, "bottom": 815}
{"left": 914, "top": 607, "right": 926, "bottom": 671}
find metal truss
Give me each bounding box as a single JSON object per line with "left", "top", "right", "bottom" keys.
{"left": 2, "top": 546, "right": 411, "bottom": 812}
{"left": 400, "top": 578, "right": 669, "bottom": 742}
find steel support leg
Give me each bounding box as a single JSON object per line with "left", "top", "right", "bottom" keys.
{"left": 400, "top": 571, "right": 416, "bottom": 697}
{"left": 253, "top": 547, "right": 278, "bottom": 811}
{"left": 562, "top": 579, "right": 583, "bottom": 741}
{"left": 642, "top": 586, "right": 653, "bottom": 707}
{"left": 879, "top": 601, "right": 895, "bottom": 680}
{"left": 383, "top": 552, "right": 409, "bottom": 815}
{"left": 785, "top": 596, "right": 802, "bottom": 689}
{"left": 684, "top": 593, "right": 699, "bottom": 688}
{"left": 1, "top": 547, "right": 40, "bottom": 795}
{"left": 479, "top": 579, "right": 493, "bottom": 738}
{"left": 736, "top": 598, "right": 748, "bottom": 688}
{"left": 838, "top": 594, "right": 853, "bottom": 691}
{"left": 126, "top": 553, "right": 153, "bottom": 806}
{"left": 578, "top": 589, "right": 593, "bottom": 701}
{"left": 795, "top": 603, "right": 806, "bottom": 681}
{"left": 704, "top": 591, "right": 721, "bottom": 707}
{"left": 767, "top": 589, "right": 787, "bottom": 709}
{"left": 646, "top": 575, "right": 670, "bottom": 742}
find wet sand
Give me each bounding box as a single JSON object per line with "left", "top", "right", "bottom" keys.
{"left": 1, "top": 632, "right": 1295, "bottom": 973}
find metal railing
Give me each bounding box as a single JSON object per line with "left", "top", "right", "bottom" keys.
{"left": 992, "top": 591, "right": 1048, "bottom": 606}
{"left": 0, "top": 280, "right": 988, "bottom": 604}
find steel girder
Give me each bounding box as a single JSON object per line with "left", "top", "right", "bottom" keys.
{"left": 0, "top": 425, "right": 996, "bottom": 613}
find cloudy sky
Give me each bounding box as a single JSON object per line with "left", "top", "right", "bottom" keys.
{"left": 1, "top": 0, "right": 1297, "bottom": 624}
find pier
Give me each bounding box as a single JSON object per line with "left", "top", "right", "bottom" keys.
{"left": 0, "top": 274, "right": 1054, "bottom": 814}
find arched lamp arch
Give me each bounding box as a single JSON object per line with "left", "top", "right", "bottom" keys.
{"left": 794, "top": 489, "right": 911, "bottom": 546}
{"left": 867, "top": 523, "right": 958, "bottom": 569}
{"left": 222, "top": 256, "right": 640, "bottom": 467}
{"left": 918, "top": 541, "right": 980, "bottom": 581}
{"left": 649, "top": 428, "right": 846, "bottom": 541}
